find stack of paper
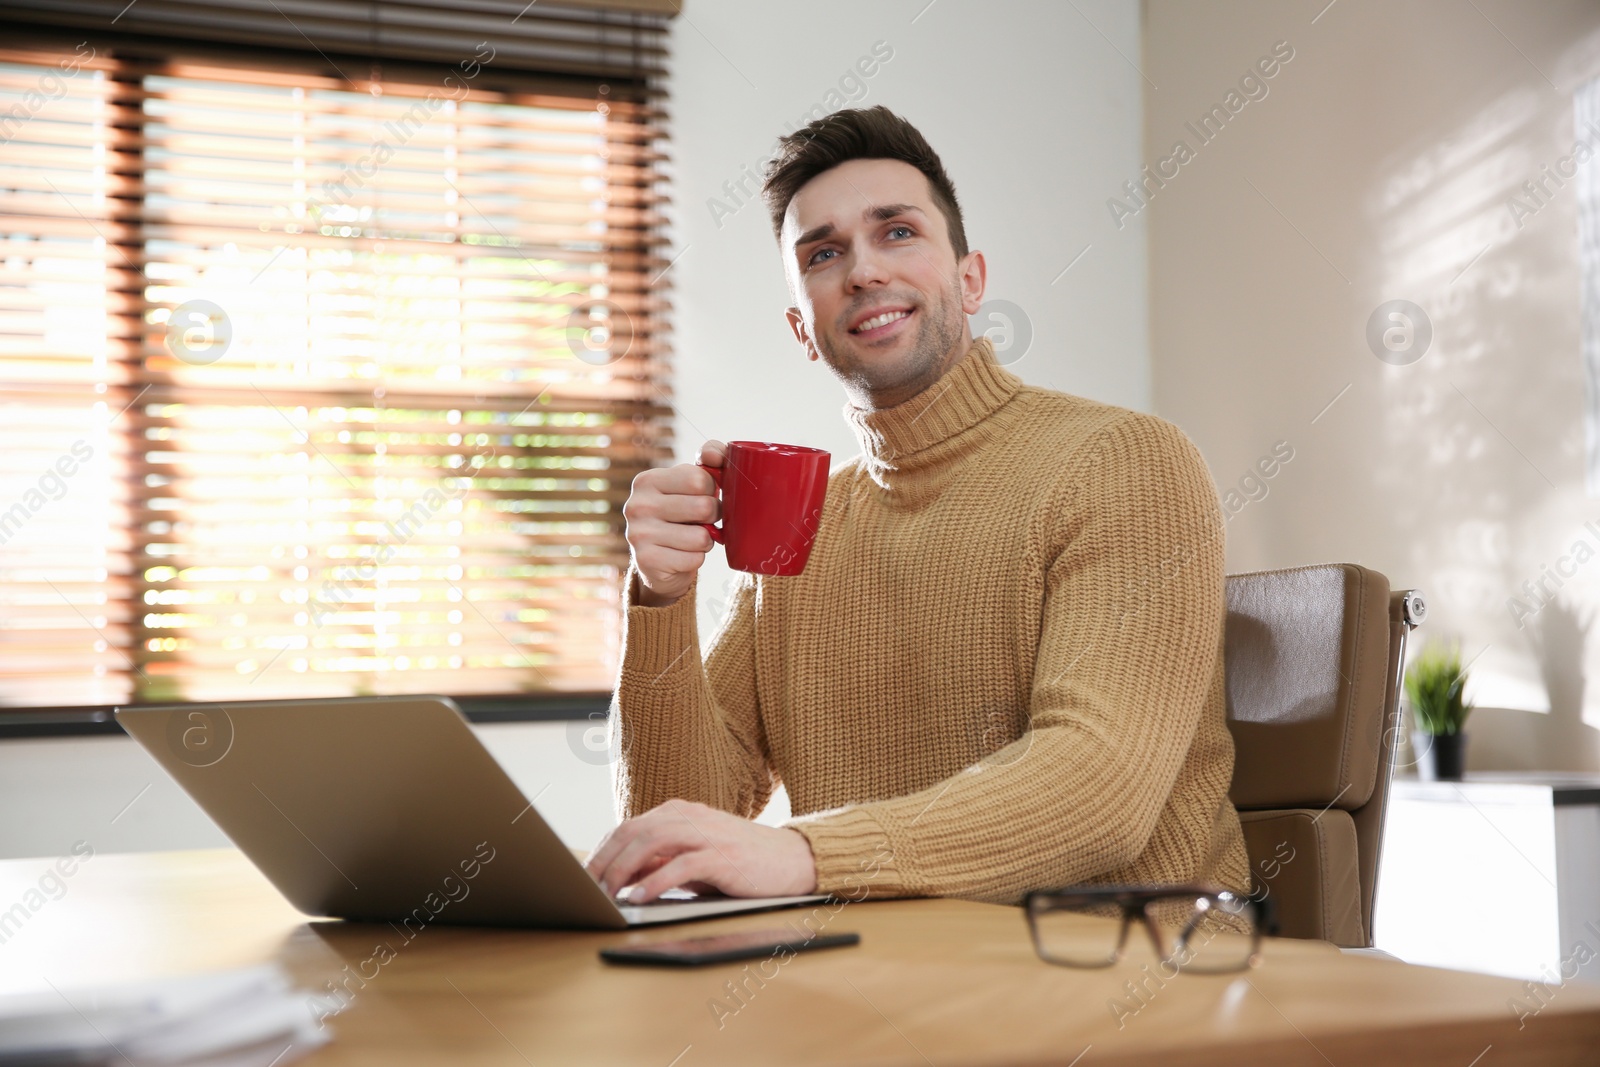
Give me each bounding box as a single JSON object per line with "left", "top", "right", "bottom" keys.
{"left": 0, "top": 963, "right": 327, "bottom": 1066}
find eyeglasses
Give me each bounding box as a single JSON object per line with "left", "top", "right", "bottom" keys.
{"left": 1024, "top": 885, "right": 1264, "bottom": 974}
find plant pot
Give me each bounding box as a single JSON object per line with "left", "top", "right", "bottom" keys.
{"left": 1411, "top": 729, "right": 1467, "bottom": 782}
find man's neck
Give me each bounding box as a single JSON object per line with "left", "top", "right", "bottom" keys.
{"left": 847, "top": 332, "right": 975, "bottom": 412}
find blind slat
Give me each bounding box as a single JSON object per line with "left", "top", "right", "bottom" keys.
{"left": 0, "top": 1, "right": 675, "bottom": 79}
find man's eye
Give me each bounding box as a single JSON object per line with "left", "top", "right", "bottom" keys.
{"left": 807, "top": 248, "right": 837, "bottom": 266}
{"left": 888, "top": 225, "right": 912, "bottom": 239}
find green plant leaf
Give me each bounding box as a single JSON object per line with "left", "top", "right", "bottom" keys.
{"left": 1404, "top": 639, "right": 1473, "bottom": 735}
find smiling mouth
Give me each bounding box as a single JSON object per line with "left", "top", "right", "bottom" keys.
{"left": 849, "top": 308, "right": 914, "bottom": 336}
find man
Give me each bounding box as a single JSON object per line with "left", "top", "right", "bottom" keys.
{"left": 585, "top": 105, "right": 1249, "bottom": 907}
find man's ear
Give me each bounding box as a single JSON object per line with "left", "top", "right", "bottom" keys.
{"left": 958, "top": 249, "right": 987, "bottom": 316}
{"left": 786, "top": 306, "right": 821, "bottom": 362}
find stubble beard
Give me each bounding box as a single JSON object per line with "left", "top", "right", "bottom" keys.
{"left": 814, "top": 278, "right": 966, "bottom": 408}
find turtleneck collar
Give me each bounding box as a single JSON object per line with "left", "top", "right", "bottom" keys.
{"left": 843, "top": 335, "right": 1024, "bottom": 491}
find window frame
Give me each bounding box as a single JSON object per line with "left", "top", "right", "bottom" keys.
{"left": 0, "top": 23, "right": 671, "bottom": 726}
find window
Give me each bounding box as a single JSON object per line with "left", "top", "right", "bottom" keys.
{"left": 0, "top": 22, "right": 671, "bottom": 710}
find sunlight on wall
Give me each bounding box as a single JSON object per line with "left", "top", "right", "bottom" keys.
{"left": 1366, "top": 30, "right": 1600, "bottom": 749}
{"left": 1148, "top": 1, "right": 1600, "bottom": 772}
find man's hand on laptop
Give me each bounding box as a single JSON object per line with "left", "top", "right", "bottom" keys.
{"left": 585, "top": 799, "right": 818, "bottom": 904}
{"left": 623, "top": 440, "right": 726, "bottom": 608}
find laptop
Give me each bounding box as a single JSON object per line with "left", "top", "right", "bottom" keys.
{"left": 114, "top": 695, "right": 828, "bottom": 929}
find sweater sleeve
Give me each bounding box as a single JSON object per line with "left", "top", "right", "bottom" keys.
{"left": 609, "top": 562, "right": 776, "bottom": 821}
{"left": 784, "top": 413, "right": 1228, "bottom": 904}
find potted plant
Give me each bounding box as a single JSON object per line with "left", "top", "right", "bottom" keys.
{"left": 1405, "top": 641, "right": 1473, "bottom": 781}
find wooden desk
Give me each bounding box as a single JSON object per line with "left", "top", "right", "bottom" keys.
{"left": 4, "top": 849, "right": 1600, "bottom": 1066}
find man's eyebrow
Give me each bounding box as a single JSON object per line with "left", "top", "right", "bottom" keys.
{"left": 866, "top": 203, "right": 924, "bottom": 223}
{"left": 793, "top": 222, "right": 835, "bottom": 249}
{"left": 792, "top": 204, "right": 929, "bottom": 252}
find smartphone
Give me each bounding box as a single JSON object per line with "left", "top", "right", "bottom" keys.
{"left": 599, "top": 928, "right": 860, "bottom": 967}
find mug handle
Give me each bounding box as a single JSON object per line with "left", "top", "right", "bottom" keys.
{"left": 696, "top": 463, "right": 724, "bottom": 545}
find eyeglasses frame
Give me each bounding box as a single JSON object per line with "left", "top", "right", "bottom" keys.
{"left": 1023, "top": 884, "right": 1264, "bottom": 974}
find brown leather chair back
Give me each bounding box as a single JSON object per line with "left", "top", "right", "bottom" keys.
{"left": 1224, "top": 563, "right": 1424, "bottom": 947}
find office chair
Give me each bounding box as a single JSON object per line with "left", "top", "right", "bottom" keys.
{"left": 1224, "top": 563, "right": 1426, "bottom": 948}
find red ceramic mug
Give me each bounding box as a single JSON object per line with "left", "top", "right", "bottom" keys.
{"left": 698, "top": 441, "right": 830, "bottom": 575}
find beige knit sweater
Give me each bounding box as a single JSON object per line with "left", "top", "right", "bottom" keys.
{"left": 612, "top": 336, "right": 1250, "bottom": 905}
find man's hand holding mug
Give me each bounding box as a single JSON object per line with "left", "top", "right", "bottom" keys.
{"left": 623, "top": 439, "right": 831, "bottom": 607}
{"left": 623, "top": 440, "right": 726, "bottom": 608}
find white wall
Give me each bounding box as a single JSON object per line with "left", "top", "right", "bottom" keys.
{"left": 1, "top": 0, "right": 1151, "bottom": 861}
{"left": 0, "top": 724, "right": 616, "bottom": 860}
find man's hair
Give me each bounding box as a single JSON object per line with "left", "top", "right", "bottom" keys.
{"left": 761, "top": 105, "right": 968, "bottom": 260}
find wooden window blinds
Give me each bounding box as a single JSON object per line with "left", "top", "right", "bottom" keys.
{"left": 0, "top": 5, "right": 673, "bottom": 709}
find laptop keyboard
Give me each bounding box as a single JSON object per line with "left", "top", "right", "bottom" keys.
{"left": 616, "top": 888, "right": 709, "bottom": 906}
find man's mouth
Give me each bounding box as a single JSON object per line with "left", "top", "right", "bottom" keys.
{"left": 849, "top": 307, "right": 914, "bottom": 336}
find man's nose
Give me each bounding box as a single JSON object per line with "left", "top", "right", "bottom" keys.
{"left": 845, "top": 242, "right": 890, "bottom": 290}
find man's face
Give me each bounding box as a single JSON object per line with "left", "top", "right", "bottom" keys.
{"left": 782, "top": 158, "right": 985, "bottom": 409}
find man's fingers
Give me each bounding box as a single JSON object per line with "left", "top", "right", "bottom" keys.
{"left": 641, "top": 461, "right": 719, "bottom": 496}
{"left": 629, "top": 850, "right": 720, "bottom": 904}
{"left": 598, "top": 821, "right": 703, "bottom": 897}
{"left": 611, "top": 854, "right": 672, "bottom": 896}
{"left": 699, "top": 440, "right": 727, "bottom": 466}
{"left": 589, "top": 800, "right": 725, "bottom": 895}
{"left": 586, "top": 803, "right": 672, "bottom": 882}
{"left": 635, "top": 521, "right": 713, "bottom": 554}
{"left": 585, "top": 821, "right": 637, "bottom": 882}
{"left": 648, "top": 492, "right": 720, "bottom": 526}
{"left": 636, "top": 495, "right": 720, "bottom": 534}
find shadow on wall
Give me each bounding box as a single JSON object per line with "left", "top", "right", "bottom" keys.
{"left": 1464, "top": 599, "right": 1600, "bottom": 771}
{"left": 1365, "top": 17, "right": 1600, "bottom": 751}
